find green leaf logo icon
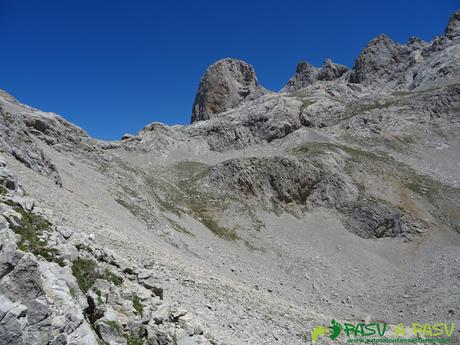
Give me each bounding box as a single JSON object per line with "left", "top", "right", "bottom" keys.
{"left": 329, "top": 320, "right": 342, "bottom": 340}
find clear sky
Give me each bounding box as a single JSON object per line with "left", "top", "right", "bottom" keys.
{"left": 1, "top": 1, "right": 458, "bottom": 140}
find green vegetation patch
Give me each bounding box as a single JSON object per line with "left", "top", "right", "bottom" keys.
{"left": 344, "top": 98, "right": 398, "bottom": 118}
{"left": 294, "top": 141, "right": 460, "bottom": 231}
{"left": 71, "top": 258, "right": 98, "bottom": 292}
{"left": 124, "top": 333, "right": 144, "bottom": 345}
{"left": 114, "top": 198, "right": 143, "bottom": 217}
{"left": 4, "top": 201, "right": 65, "bottom": 266}
{"left": 244, "top": 240, "right": 265, "bottom": 252}
{"left": 172, "top": 160, "right": 211, "bottom": 181}
{"left": 403, "top": 172, "right": 460, "bottom": 206}
{"left": 104, "top": 320, "right": 122, "bottom": 334}
{"left": 165, "top": 217, "right": 194, "bottom": 236}
{"left": 0, "top": 185, "right": 8, "bottom": 195}
{"left": 293, "top": 141, "right": 392, "bottom": 164}
{"left": 132, "top": 293, "right": 144, "bottom": 316}
{"left": 103, "top": 268, "right": 123, "bottom": 287}
{"left": 191, "top": 205, "right": 239, "bottom": 241}
{"left": 104, "top": 320, "right": 144, "bottom": 345}
{"left": 71, "top": 258, "right": 123, "bottom": 293}
{"left": 146, "top": 161, "right": 240, "bottom": 240}
{"left": 145, "top": 175, "right": 183, "bottom": 216}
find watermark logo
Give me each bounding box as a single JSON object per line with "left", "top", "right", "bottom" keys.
{"left": 311, "top": 321, "right": 455, "bottom": 343}
{"left": 312, "top": 320, "right": 342, "bottom": 342}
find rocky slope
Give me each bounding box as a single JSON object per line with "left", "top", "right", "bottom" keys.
{"left": 0, "top": 9, "right": 459, "bottom": 345}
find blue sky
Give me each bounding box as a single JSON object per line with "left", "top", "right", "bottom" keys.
{"left": 1, "top": 1, "right": 458, "bottom": 140}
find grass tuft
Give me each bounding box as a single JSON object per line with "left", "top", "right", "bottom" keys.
{"left": 103, "top": 268, "right": 123, "bottom": 286}
{"left": 0, "top": 185, "right": 8, "bottom": 195}
{"left": 115, "top": 198, "right": 143, "bottom": 217}
{"left": 5, "top": 201, "right": 65, "bottom": 266}
{"left": 192, "top": 205, "right": 239, "bottom": 241}
{"left": 132, "top": 293, "right": 144, "bottom": 317}
{"left": 71, "top": 258, "right": 98, "bottom": 293}
{"left": 71, "top": 258, "right": 123, "bottom": 293}
{"left": 146, "top": 161, "right": 240, "bottom": 240}
{"left": 165, "top": 217, "right": 194, "bottom": 236}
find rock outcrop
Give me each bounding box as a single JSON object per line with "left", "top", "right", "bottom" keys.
{"left": 281, "top": 59, "right": 349, "bottom": 92}
{"left": 281, "top": 61, "right": 319, "bottom": 92}
{"left": 207, "top": 154, "right": 425, "bottom": 240}
{"left": 445, "top": 9, "right": 460, "bottom": 40}
{"left": 0, "top": 103, "right": 62, "bottom": 186}
{"left": 191, "top": 58, "right": 267, "bottom": 123}
{"left": 349, "top": 34, "right": 408, "bottom": 84}
{"left": 317, "top": 59, "right": 349, "bottom": 81}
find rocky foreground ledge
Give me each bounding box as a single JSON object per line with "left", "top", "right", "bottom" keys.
{"left": 0, "top": 156, "right": 215, "bottom": 345}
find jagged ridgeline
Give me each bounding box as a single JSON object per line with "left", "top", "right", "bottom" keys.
{"left": 0, "top": 10, "right": 460, "bottom": 345}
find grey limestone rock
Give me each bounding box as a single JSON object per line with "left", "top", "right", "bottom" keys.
{"left": 0, "top": 103, "right": 62, "bottom": 186}
{"left": 317, "top": 59, "right": 349, "bottom": 81}
{"left": 281, "top": 61, "right": 319, "bottom": 92}
{"left": 445, "top": 9, "right": 460, "bottom": 40}
{"left": 191, "top": 58, "right": 267, "bottom": 123}
{"left": 349, "top": 34, "right": 409, "bottom": 84}
{"left": 281, "top": 59, "right": 349, "bottom": 93}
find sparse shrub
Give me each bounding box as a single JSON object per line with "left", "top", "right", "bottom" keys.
{"left": 165, "top": 217, "right": 194, "bottom": 236}
{"left": 103, "top": 268, "right": 123, "bottom": 286}
{"left": 71, "top": 258, "right": 98, "bottom": 292}
{"left": 105, "top": 320, "right": 122, "bottom": 334}
{"left": 71, "top": 258, "right": 123, "bottom": 292}
{"left": 192, "top": 205, "right": 239, "bottom": 241}
{"left": 132, "top": 293, "right": 144, "bottom": 317}
{"left": 5, "top": 201, "right": 65, "bottom": 266}
{"left": 104, "top": 320, "right": 144, "bottom": 345}
{"left": 124, "top": 333, "right": 144, "bottom": 345}
{"left": 115, "top": 198, "right": 143, "bottom": 217}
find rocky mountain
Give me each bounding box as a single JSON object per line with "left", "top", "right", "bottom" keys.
{"left": 0, "top": 9, "right": 459, "bottom": 345}
{"left": 191, "top": 58, "right": 268, "bottom": 122}
{"left": 281, "top": 59, "right": 349, "bottom": 92}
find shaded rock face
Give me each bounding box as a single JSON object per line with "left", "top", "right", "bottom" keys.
{"left": 208, "top": 155, "right": 425, "bottom": 240}
{"left": 191, "top": 58, "right": 267, "bottom": 123}
{"left": 209, "top": 156, "right": 357, "bottom": 208}
{"left": 349, "top": 34, "right": 408, "bottom": 84}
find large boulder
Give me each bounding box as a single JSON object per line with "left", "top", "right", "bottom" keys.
{"left": 191, "top": 58, "right": 267, "bottom": 123}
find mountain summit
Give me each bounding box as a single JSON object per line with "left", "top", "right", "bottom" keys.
{"left": 191, "top": 58, "right": 267, "bottom": 123}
